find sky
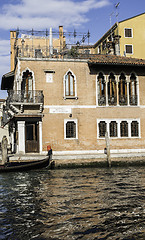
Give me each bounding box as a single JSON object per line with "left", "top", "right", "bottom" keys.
{"left": 0, "top": 0, "right": 145, "bottom": 98}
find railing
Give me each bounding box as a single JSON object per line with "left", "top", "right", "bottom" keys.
{"left": 108, "top": 96, "right": 117, "bottom": 106}
{"left": 98, "top": 95, "right": 106, "bottom": 106}
{"left": 130, "top": 95, "right": 138, "bottom": 106}
{"left": 15, "top": 45, "right": 92, "bottom": 59}
{"left": 119, "top": 95, "right": 127, "bottom": 106}
{"left": 7, "top": 90, "right": 44, "bottom": 104}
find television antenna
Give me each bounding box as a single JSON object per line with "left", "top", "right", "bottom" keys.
{"left": 115, "top": 2, "right": 120, "bottom": 23}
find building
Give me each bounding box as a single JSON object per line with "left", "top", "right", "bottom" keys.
{"left": 94, "top": 12, "right": 145, "bottom": 59}
{"left": 1, "top": 27, "right": 145, "bottom": 157}
{"left": 0, "top": 99, "right": 9, "bottom": 144}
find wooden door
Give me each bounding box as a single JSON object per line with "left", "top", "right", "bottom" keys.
{"left": 25, "top": 122, "right": 39, "bottom": 153}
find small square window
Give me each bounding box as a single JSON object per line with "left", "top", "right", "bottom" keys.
{"left": 125, "top": 45, "right": 133, "bottom": 54}
{"left": 125, "top": 28, "right": 132, "bottom": 38}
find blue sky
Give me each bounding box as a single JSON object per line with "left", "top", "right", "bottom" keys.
{"left": 0, "top": 0, "right": 145, "bottom": 98}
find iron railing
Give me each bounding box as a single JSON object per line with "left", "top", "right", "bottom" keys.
{"left": 15, "top": 45, "right": 92, "bottom": 59}
{"left": 108, "top": 96, "right": 117, "bottom": 106}
{"left": 98, "top": 95, "right": 106, "bottom": 106}
{"left": 7, "top": 90, "right": 44, "bottom": 104}
{"left": 130, "top": 95, "right": 138, "bottom": 106}
{"left": 119, "top": 95, "right": 128, "bottom": 106}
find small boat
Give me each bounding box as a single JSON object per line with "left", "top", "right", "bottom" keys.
{"left": 0, "top": 149, "right": 52, "bottom": 173}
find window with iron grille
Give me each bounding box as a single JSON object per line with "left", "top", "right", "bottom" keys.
{"left": 66, "top": 121, "right": 76, "bottom": 138}
{"left": 99, "top": 121, "right": 106, "bottom": 137}
{"left": 120, "top": 121, "right": 128, "bottom": 137}
{"left": 109, "top": 121, "right": 117, "bottom": 137}
{"left": 125, "top": 28, "right": 132, "bottom": 38}
{"left": 131, "top": 121, "right": 139, "bottom": 137}
{"left": 125, "top": 45, "right": 133, "bottom": 54}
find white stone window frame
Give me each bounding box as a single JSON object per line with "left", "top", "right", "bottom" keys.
{"left": 97, "top": 119, "right": 140, "bottom": 139}
{"left": 124, "top": 28, "right": 133, "bottom": 38}
{"left": 125, "top": 44, "right": 133, "bottom": 55}
{"left": 64, "top": 119, "right": 78, "bottom": 140}
{"left": 63, "top": 69, "right": 78, "bottom": 100}
{"left": 96, "top": 72, "right": 139, "bottom": 107}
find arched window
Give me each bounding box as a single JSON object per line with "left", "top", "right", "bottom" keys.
{"left": 131, "top": 121, "right": 139, "bottom": 137}
{"left": 21, "top": 70, "right": 33, "bottom": 102}
{"left": 108, "top": 73, "right": 117, "bottom": 105}
{"left": 97, "top": 72, "right": 106, "bottom": 106}
{"left": 99, "top": 121, "right": 106, "bottom": 137}
{"left": 109, "top": 121, "right": 117, "bottom": 137}
{"left": 65, "top": 71, "right": 75, "bottom": 97}
{"left": 129, "top": 73, "right": 137, "bottom": 105}
{"left": 119, "top": 73, "right": 127, "bottom": 105}
{"left": 120, "top": 121, "right": 128, "bottom": 137}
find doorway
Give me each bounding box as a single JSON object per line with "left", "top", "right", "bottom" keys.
{"left": 25, "top": 122, "right": 39, "bottom": 153}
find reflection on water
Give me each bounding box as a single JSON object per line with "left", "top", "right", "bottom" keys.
{"left": 0, "top": 167, "right": 145, "bottom": 239}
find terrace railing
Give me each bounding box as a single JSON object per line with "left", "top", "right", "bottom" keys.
{"left": 7, "top": 90, "right": 44, "bottom": 104}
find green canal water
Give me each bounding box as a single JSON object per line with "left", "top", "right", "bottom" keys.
{"left": 0, "top": 166, "right": 145, "bottom": 239}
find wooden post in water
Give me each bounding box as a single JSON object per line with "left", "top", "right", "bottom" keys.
{"left": 1, "top": 136, "right": 8, "bottom": 165}
{"left": 105, "top": 132, "right": 111, "bottom": 168}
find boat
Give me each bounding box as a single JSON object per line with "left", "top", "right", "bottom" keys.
{"left": 0, "top": 149, "right": 52, "bottom": 173}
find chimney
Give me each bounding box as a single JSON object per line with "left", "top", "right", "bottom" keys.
{"left": 59, "top": 26, "right": 63, "bottom": 51}
{"left": 49, "top": 27, "right": 53, "bottom": 56}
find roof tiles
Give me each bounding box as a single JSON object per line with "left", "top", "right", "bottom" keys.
{"left": 88, "top": 54, "right": 145, "bottom": 66}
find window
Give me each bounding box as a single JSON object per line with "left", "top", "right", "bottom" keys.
{"left": 125, "top": 45, "right": 133, "bottom": 54}
{"left": 99, "top": 121, "right": 106, "bottom": 137}
{"left": 109, "top": 121, "right": 117, "bottom": 137}
{"left": 98, "top": 119, "right": 140, "bottom": 139}
{"left": 119, "top": 73, "right": 127, "bottom": 105}
{"left": 64, "top": 71, "right": 76, "bottom": 98}
{"left": 120, "top": 121, "right": 128, "bottom": 137}
{"left": 131, "top": 121, "right": 139, "bottom": 137}
{"left": 98, "top": 72, "right": 106, "bottom": 106}
{"left": 64, "top": 119, "right": 78, "bottom": 139}
{"left": 125, "top": 28, "right": 132, "bottom": 38}
{"left": 108, "top": 73, "right": 117, "bottom": 105}
{"left": 129, "top": 73, "right": 137, "bottom": 105}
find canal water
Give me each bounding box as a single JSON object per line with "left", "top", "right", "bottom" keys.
{"left": 0, "top": 166, "right": 145, "bottom": 240}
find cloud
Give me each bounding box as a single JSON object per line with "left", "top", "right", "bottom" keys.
{"left": 0, "top": 0, "right": 110, "bottom": 30}
{"left": 0, "top": 40, "right": 10, "bottom": 82}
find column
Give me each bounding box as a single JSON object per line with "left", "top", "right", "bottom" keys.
{"left": 106, "top": 80, "right": 108, "bottom": 106}
{"left": 127, "top": 82, "right": 130, "bottom": 106}
{"left": 17, "top": 121, "right": 25, "bottom": 154}
{"left": 116, "top": 81, "right": 119, "bottom": 106}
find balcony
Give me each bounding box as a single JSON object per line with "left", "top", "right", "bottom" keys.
{"left": 7, "top": 90, "right": 44, "bottom": 104}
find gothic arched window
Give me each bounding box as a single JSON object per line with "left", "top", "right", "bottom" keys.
{"left": 129, "top": 73, "right": 137, "bottom": 105}
{"left": 119, "top": 73, "right": 127, "bottom": 105}
{"left": 65, "top": 71, "right": 75, "bottom": 97}
{"left": 108, "top": 73, "right": 117, "bottom": 105}
{"left": 97, "top": 72, "right": 106, "bottom": 105}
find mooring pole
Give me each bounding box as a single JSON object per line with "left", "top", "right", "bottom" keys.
{"left": 1, "top": 136, "right": 8, "bottom": 165}
{"left": 105, "top": 132, "right": 111, "bottom": 168}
